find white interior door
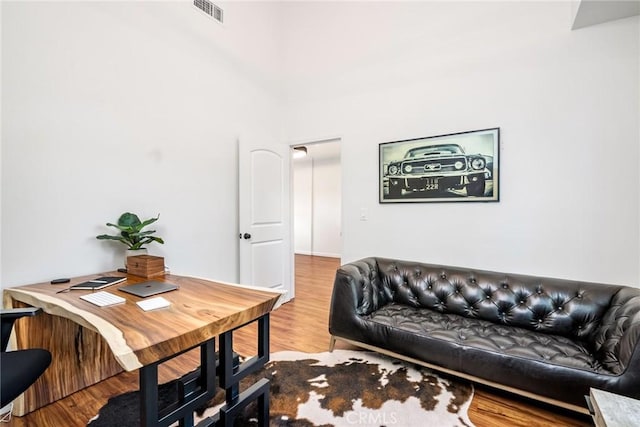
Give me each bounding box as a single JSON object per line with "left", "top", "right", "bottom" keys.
{"left": 239, "top": 139, "right": 293, "bottom": 302}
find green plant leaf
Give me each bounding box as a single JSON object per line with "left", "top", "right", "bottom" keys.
{"left": 106, "top": 222, "right": 137, "bottom": 233}
{"left": 97, "top": 212, "right": 163, "bottom": 249}
{"left": 139, "top": 214, "right": 160, "bottom": 229}
{"left": 96, "top": 234, "right": 134, "bottom": 249}
{"left": 96, "top": 234, "right": 123, "bottom": 241}
{"left": 128, "top": 230, "right": 156, "bottom": 238}
{"left": 118, "top": 212, "right": 142, "bottom": 228}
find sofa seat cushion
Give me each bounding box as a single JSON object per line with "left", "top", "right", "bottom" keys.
{"left": 358, "top": 302, "right": 626, "bottom": 405}
{"left": 367, "top": 303, "right": 608, "bottom": 374}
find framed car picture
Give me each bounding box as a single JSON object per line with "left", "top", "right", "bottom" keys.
{"left": 379, "top": 128, "right": 499, "bottom": 203}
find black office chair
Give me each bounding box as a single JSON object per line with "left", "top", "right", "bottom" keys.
{"left": 0, "top": 307, "right": 52, "bottom": 408}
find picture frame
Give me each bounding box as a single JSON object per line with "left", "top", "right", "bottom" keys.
{"left": 379, "top": 128, "right": 499, "bottom": 203}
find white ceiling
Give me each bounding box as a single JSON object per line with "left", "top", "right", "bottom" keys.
{"left": 572, "top": 0, "right": 640, "bottom": 29}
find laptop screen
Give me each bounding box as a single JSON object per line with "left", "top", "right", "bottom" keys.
{"left": 119, "top": 281, "right": 178, "bottom": 298}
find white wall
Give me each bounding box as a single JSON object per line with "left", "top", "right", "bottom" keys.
{"left": 281, "top": 2, "right": 640, "bottom": 286}
{"left": 0, "top": 1, "right": 3, "bottom": 287}
{"left": 2, "top": 1, "right": 638, "bottom": 289}
{"left": 1, "top": 1, "right": 283, "bottom": 285}
{"left": 293, "top": 143, "right": 341, "bottom": 257}
{"left": 293, "top": 156, "right": 313, "bottom": 253}
{"left": 311, "top": 150, "right": 341, "bottom": 258}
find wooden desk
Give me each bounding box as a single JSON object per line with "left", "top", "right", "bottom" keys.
{"left": 3, "top": 273, "right": 283, "bottom": 426}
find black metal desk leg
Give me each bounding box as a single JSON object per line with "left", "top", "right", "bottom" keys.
{"left": 140, "top": 364, "right": 159, "bottom": 427}
{"left": 220, "top": 331, "right": 239, "bottom": 403}
{"left": 218, "top": 314, "right": 271, "bottom": 427}
{"left": 138, "top": 338, "right": 218, "bottom": 427}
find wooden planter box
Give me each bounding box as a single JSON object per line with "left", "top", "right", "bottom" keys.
{"left": 126, "top": 255, "right": 165, "bottom": 278}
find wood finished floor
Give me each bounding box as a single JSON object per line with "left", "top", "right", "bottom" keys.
{"left": 6, "top": 255, "right": 592, "bottom": 426}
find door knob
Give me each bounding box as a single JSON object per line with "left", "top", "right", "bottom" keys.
{"left": 243, "top": 233, "right": 252, "bottom": 239}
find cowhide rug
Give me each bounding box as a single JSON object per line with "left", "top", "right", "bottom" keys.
{"left": 89, "top": 350, "right": 475, "bottom": 427}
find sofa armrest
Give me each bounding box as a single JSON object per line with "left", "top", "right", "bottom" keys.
{"left": 592, "top": 287, "right": 640, "bottom": 375}
{"left": 329, "top": 258, "right": 392, "bottom": 338}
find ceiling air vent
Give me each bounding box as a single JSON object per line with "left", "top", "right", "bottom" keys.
{"left": 194, "top": 0, "right": 223, "bottom": 24}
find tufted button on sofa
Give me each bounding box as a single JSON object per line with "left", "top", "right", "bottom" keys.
{"left": 328, "top": 257, "right": 640, "bottom": 413}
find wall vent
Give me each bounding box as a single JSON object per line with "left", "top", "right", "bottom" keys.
{"left": 194, "top": 0, "right": 223, "bottom": 24}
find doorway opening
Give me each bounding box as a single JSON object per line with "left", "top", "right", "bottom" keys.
{"left": 292, "top": 139, "right": 342, "bottom": 260}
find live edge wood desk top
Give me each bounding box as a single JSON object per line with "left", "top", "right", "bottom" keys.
{"left": 3, "top": 273, "right": 284, "bottom": 371}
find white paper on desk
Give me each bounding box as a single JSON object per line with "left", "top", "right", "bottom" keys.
{"left": 136, "top": 297, "right": 171, "bottom": 311}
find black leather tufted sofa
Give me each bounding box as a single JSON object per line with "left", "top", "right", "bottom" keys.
{"left": 328, "top": 257, "right": 640, "bottom": 412}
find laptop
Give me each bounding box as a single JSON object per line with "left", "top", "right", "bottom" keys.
{"left": 119, "top": 281, "right": 179, "bottom": 298}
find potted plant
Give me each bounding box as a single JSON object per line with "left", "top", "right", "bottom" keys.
{"left": 96, "top": 212, "right": 165, "bottom": 251}
{"left": 96, "top": 212, "right": 166, "bottom": 275}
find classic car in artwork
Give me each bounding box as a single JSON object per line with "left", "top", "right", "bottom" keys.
{"left": 384, "top": 143, "right": 492, "bottom": 198}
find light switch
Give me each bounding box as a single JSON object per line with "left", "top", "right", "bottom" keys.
{"left": 360, "top": 208, "right": 368, "bottom": 221}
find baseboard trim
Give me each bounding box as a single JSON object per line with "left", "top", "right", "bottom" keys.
{"left": 329, "top": 335, "right": 590, "bottom": 415}
{"left": 310, "top": 251, "right": 340, "bottom": 258}
{"left": 294, "top": 251, "right": 340, "bottom": 258}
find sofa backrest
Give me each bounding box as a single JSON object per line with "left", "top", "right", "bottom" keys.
{"left": 374, "top": 258, "right": 621, "bottom": 344}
